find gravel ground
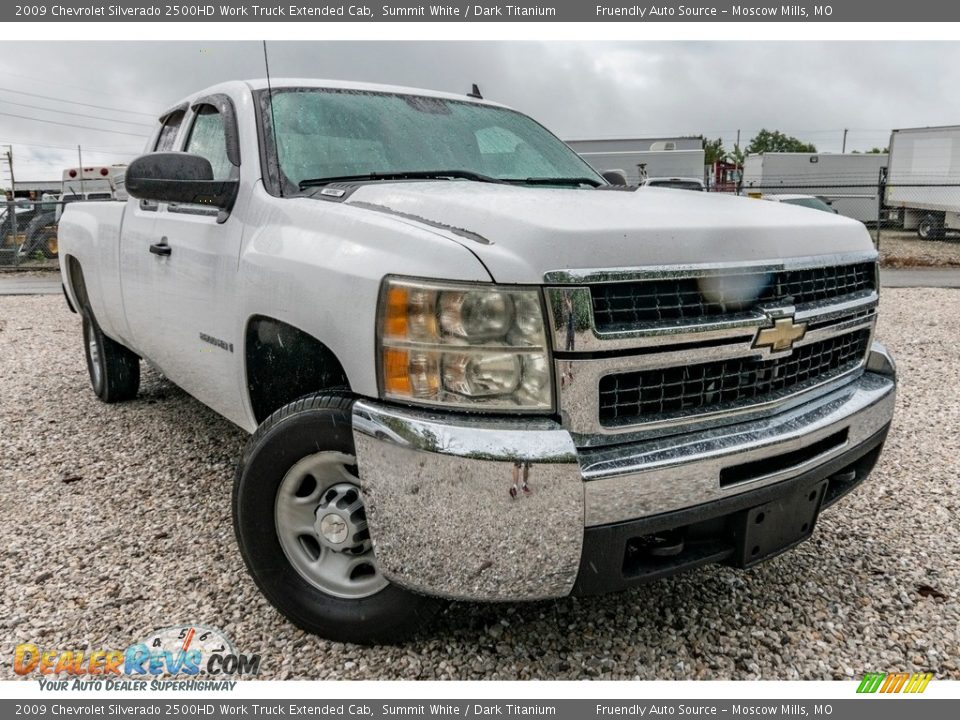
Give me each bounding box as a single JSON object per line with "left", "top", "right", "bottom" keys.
{"left": 875, "top": 230, "right": 960, "bottom": 267}
{"left": 1, "top": 291, "right": 958, "bottom": 681}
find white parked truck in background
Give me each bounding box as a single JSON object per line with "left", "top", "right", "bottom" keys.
{"left": 13, "top": 165, "right": 128, "bottom": 260}
{"left": 58, "top": 79, "right": 896, "bottom": 644}
{"left": 885, "top": 125, "right": 960, "bottom": 240}
{"left": 56, "top": 164, "right": 128, "bottom": 221}
{"left": 741, "top": 152, "right": 887, "bottom": 223}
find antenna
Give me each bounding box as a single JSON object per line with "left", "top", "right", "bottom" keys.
{"left": 262, "top": 40, "right": 283, "bottom": 197}
{"left": 467, "top": 83, "right": 483, "bottom": 100}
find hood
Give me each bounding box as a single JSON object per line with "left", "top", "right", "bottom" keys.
{"left": 341, "top": 182, "right": 875, "bottom": 284}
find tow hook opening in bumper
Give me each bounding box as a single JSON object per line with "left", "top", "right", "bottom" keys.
{"left": 573, "top": 426, "right": 888, "bottom": 597}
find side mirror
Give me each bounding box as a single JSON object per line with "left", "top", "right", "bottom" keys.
{"left": 126, "top": 152, "right": 238, "bottom": 213}
{"left": 601, "top": 170, "right": 628, "bottom": 186}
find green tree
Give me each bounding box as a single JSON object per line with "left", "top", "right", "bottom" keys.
{"left": 746, "top": 129, "right": 817, "bottom": 154}
{"left": 866, "top": 147, "right": 888, "bottom": 154}
{"left": 703, "top": 137, "right": 726, "bottom": 165}
{"left": 730, "top": 143, "right": 746, "bottom": 167}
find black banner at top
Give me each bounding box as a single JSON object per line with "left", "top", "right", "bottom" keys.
{"left": 4, "top": 1, "right": 960, "bottom": 23}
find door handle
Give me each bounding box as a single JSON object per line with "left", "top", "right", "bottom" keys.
{"left": 149, "top": 239, "right": 171, "bottom": 256}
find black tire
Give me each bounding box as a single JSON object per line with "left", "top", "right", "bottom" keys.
{"left": 37, "top": 226, "right": 59, "bottom": 259}
{"left": 917, "top": 213, "right": 945, "bottom": 241}
{"left": 233, "top": 393, "right": 442, "bottom": 645}
{"left": 82, "top": 314, "right": 140, "bottom": 403}
{"left": 22, "top": 212, "right": 58, "bottom": 258}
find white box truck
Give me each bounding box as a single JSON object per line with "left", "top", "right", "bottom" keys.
{"left": 885, "top": 125, "right": 960, "bottom": 239}
{"left": 742, "top": 152, "right": 887, "bottom": 223}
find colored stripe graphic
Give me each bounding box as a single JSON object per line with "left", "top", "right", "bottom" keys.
{"left": 856, "top": 672, "right": 933, "bottom": 694}
{"left": 881, "top": 673, "right": 909, "bottom": 693}
{"left": 856, "top": 673, "right": 886, "bottom": 693}
{"left": 906, "top": 673, "right": 934, "bottom": 693}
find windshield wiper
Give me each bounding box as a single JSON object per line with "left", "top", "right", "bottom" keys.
{"left": 298, "top": 170, "right": 503, "bottom": 190}
{"left": 502, "top": 176, "right": 603, "bottom": 188}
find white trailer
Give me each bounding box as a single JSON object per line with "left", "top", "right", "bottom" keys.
{"left": 741, "top": 152, "right": 886, "bottom": 223}
{"left": 569, "top": 147, "right": 706, "bottom": 186}
{"left": 885, "top": 125, "right": 960, "bottom": 239}
{"left": 59, "top": 165, "right": 128, "bottom": 212}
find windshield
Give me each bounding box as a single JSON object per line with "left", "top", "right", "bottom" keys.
{"left": 260, "top": 88, "right": 603, "bottom": 190}
{"left": 782, "top": 197, "right": 836, "bottom": 213}
{"left": 646, "top": 179, "right": 704, "bottom": 191}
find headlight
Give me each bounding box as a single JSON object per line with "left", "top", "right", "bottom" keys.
{"left": 377, "top": 277, "right": 553, "bottom": 411}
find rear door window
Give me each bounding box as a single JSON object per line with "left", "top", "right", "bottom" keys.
{"left": 154, "top": 110, "right": 185, "bottom": 152}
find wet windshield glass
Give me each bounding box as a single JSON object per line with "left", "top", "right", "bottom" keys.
{"left": 263, "top": 88, "right": 602, "bottom": 189}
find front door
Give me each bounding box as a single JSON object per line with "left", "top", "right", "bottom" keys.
{"left": 120, "top": 97, "right": 247, "bottom": 423}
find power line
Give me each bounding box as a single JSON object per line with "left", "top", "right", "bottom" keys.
{"left": 0, "top": 70, "right": 164, "bottom": 109}
{"left": 0, "top": 111, "right": 150, "bottom": 137}
{"left": 1, "top": 98, "right": 154, "bottom": 129}
{"left": 0, "top": 85, "right": 158, "bottom": 118}
{"left": 0, "top": 137, "right": 142, "bottom": 151}
{"left": 0, "top": 141, "right": 141, "bottom": 156}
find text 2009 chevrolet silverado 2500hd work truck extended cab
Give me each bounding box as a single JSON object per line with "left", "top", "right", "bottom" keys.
{"left": 58, "top": 79, "right": 897, "bottom": 644}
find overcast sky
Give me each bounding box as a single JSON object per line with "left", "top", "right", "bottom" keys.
{"left": 2, "top": 41, "right": 959, "bottom": 183}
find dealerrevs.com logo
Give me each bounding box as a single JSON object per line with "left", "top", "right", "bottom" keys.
{"left": 14, "top": 625, "right": 261, "bottom": 691}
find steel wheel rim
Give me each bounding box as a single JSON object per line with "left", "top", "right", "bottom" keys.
{"left": 86, "top": 324, "right": 103, "bottom": 390}
{"left": 274, "top": 451, "right": 387, "bottom": 599}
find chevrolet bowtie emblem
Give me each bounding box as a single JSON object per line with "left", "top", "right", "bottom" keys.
{"left": 753, "top": 315, "right": 808, "bottom": 352}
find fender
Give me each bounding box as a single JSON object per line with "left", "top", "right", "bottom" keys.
{"left": 244, "top": 315, "right": 350, "bottom": 424}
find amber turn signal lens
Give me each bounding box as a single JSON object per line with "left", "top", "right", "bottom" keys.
{"left": 384, "top": 286, "right": 409, "bottom": 339}
{"left": 382, "top": 348, "right": 412, "bottom": 395}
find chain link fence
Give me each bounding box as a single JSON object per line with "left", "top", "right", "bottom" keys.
{"left": 1, "top": 197, "right": 98, "bottom": 270}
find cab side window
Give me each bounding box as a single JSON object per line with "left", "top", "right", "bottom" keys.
{"left": 184, "top": 105, "right": 232, "bottom": 180}
{"left": 154, "top": 110, "right": 185, "bottom": 152}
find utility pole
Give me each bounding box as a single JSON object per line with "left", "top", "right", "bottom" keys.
{"left": 77, "top": 145, "right": 85, "bottom": 198}
{"left": 735, "top": 130, "right": 742, "bottom": 194}
{"left": 4, "top": 145, "right": 17, "bottom": 266}
{"left": 842, "top": 128, "right": 848, "bottom": 154}
{"left": 3, "top": 145, "right": 14, "bottom": 199}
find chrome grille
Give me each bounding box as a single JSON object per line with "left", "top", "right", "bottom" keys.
{"left": 598, "top": 329, "right": 871, "bottom": 427}
{"left": 591, "top": 262, "right": 876, "bottom": 331}
{"left": 545, "top": 253, "right": 879, "bottom": 444}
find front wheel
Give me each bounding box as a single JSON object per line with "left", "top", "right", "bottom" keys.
{"left": 232, "top": 394, "right": 441, "bottom": 644}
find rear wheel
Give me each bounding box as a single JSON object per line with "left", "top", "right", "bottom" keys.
{"left": 37, "top": 227, "right": 59, "bottom": 258}
{"left": 233, "top": 393, "right": 441, "bottom": 644}
{"left": 917, "top": 213, "right": 945, "bottom": 241}
{"left": 82, "top": 315, "right": 140, "bottom": 402}
{"left": 22, "top": 212, "right": 58, "bottom": 258}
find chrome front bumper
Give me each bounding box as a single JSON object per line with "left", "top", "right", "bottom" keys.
{"left": 352, "top": 343, "right": 896, "bottom": 602}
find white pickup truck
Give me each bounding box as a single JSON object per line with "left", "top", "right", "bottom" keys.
{"left": 59, "top": 79, "right": 897, "bottom": 644}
